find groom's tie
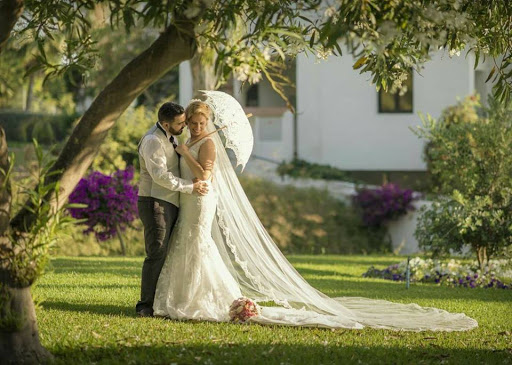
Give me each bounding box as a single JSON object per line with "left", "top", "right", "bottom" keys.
{"left": 170, "top": 136, "right": 180, "bottom": 159}
{"left": 170, "top": 136, "right": 178, "bottom": 150}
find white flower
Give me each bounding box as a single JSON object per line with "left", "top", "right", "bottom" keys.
{"left": 324, "top": 6, "right": 337, "bottom": 18}
{"left": 449, "top": 48, "right": 461, "bottom": 57}
{"left": 184, "top": 3, "right": 201, "bottom": 18}
{"left": 235, "top": 71, "right": 248, "bottom": 82}
{"left": 248, "top": 72, "right": 262, "bottom": 84}
{"left": 315, "top": 47, "right": 333, "bottom": 62}
{"left": 262, "top": 48, "right": 271, "bottom": 61}
{"left": 234, "top": 64, "right": 251, "bottom": 82}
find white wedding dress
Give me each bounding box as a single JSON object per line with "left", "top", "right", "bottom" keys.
{"left": 154, "top": 138, "right": 241, "bottom": 321}
{"left": 153, "top": 124, "right": 477, "bottom": 331}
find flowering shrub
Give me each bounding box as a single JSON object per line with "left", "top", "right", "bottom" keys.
{"left": 413, "top": 98, "right": 512, "bottom": 265}
{"left": 352, "top": 183, "right": 418, "bottom": 226}
{"left": 68, "top": 167, "right": 138, "bottom": 242}
{"left": 229, "top": 297, "right": 261, "bottom": 323}
{"left": 363, "top": 257, "right": 511, "bottom": 289}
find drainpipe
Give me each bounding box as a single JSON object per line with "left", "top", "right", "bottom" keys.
{"left": 293, "top": 110, "right": 298, "bottom": 160}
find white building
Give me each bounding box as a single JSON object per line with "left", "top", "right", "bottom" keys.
{"left": 179, "top": 49, "right": 493, "bottom": 173}
{"left": 179, "top": 50, "right": 493, "bottom": 254}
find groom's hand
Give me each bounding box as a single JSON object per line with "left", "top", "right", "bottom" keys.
{"left": 193, "top": 180, "right": 209, "bottom": 195}
{"left": 175, "top": 144, "right": 188, "bottom": 156}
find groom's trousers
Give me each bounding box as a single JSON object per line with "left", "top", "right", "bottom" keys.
{"left": 136, "top": 197, "right": 179, "bottom": 314}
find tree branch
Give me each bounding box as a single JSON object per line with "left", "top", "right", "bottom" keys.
{"left": 11, "top": 19, "right": 199, "bottom": 233}
{"left": 0, "top": 0, "right": 24, "bottom": 53}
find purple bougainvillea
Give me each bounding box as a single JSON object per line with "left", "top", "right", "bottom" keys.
{"left": 68, "top": 167, "right": 138, "bottom": 241}
{"left": 352, "top": 183, "right": 417, "bottom": 227}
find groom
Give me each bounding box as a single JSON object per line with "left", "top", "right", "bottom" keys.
{"left": 136, "top": 102, "right": 209, "bottom": 317}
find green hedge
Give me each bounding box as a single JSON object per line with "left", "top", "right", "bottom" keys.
{"left": 0, "top": 111, "right": 78, "bottom": 144}
{"left": 240, "top": 176, "right": 390, "bottom": 254}
{"left": 277, "top": 158, "right": 356, "bottom": 182}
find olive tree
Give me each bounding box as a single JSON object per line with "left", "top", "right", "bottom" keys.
{"left": 0, "top": 0, "right": 511, "bottom": 362}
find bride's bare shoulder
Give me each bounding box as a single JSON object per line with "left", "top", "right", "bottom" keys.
{"left": 199, "top": 137, "right": 215, "bottom": 150}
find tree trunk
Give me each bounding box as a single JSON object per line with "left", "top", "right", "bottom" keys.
{"left": 11, "top": 19, "right": 198, "bottom": 233}
{"left": 190, "top": 48, "right": 218, "bottom": 98}
{"left": 0, "top": 0, "right": 24, "bottom": 53}
{"left": 0, "top": 286, "right": 53, "bottom": 364}
{"left": 0, "top": 127, "right": 11, "bottom": 236}
{"left": 476, "top": 245, "right": 488, "bottom": 271}
{"left": 115, "top": 224, "right": 126, "bottom": 256}
{"left": 3, "top": 14, "right": 202, "bottom": 364}
{"left": 1, "top": 127, "right": 50, "bottom": 364}
{"left": 25, "top": 73, "right": 34, "bottom": 112}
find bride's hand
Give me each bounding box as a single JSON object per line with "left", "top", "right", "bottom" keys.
{"left": 175, "top": 144, "right": 189, "bottom": 155}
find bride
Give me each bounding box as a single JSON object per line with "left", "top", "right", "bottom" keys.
{"left": 153, "top": 99, "right": 477, "bottom": 331}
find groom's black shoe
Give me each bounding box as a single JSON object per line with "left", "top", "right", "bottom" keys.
{"left": 136, "top": 308, "right": 153, "bottom": 317}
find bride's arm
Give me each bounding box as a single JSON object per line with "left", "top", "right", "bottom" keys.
{"left": 177, "top": 139, "right": 216, "bottom": 180}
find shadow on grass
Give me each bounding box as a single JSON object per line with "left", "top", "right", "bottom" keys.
{"left": 41, "top": 300, "right": 134, "bottom": 317}
{"left": 49, "top": 342, "right": 511, "bottom": 365}
{"left": 48, "top": 257, "right": 142, "bottom": 276}
{"left": 37, "top": 283, "right": 139, "bottom": 290}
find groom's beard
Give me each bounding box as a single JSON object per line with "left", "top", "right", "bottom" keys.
{"left": 168, "top": 126, "right": 184, "bottom": 136}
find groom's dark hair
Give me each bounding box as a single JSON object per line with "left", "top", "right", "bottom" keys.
{"left": 158, "top": 102, "right": 185, "bottom": 123}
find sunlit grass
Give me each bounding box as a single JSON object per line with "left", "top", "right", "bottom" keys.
{"left": 33, "top": 256, "right": 512, "bottom": 364}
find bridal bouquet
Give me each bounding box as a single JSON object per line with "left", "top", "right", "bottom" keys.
{"left": 229, "top": 297, "right": 261, "bottom": 323}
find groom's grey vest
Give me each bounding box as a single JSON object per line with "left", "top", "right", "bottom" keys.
{"left": 138, "top": 125, "right": 181, "bottom": 207}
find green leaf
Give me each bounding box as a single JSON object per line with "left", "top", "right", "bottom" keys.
{"left": 333, "top": 42, "right": 343, "bottom": 57}
{"left": 266, "top": 28, "right": 304, "bottom": 41}
{"left": 66, "top": 203, "right": 88, "bottom": 209}
{"left": 485, "top": 66, "right": 496, "bottom": 83}
{"left": 353, "top": 56, "right": 367, "bottom": 70}
{"left": 452, "top": 190, "right": 465, "bottom": 205}
{"left": 309, "top": 30, "right": 315, "bottom": 48}
{"left": 473, "top": 50, "right": 480, "bottom": 70}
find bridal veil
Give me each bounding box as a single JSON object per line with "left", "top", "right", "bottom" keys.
{"left": 201, "top": 98, "right": 477, "bottom": 331}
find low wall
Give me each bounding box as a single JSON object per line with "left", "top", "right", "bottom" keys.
{"left": 385, "top": 200, "right": 430, "bottom": 254}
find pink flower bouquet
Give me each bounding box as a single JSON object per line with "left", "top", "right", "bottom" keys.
{"left": 229, "top": 297, "right": 261, "bottom": 323}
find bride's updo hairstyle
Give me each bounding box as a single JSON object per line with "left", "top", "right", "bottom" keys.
{"left": 185, "top": 100, "right": 212, "bottom": 122}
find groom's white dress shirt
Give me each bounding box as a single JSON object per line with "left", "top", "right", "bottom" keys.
{"left": 138, "top": 123, "right": 193, "bottom": 207}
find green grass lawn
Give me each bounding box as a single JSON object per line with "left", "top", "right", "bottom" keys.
{"left": 34, "top": 255, "right": 512, "bottom": 364}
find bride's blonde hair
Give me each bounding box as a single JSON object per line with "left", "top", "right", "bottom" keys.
{"left": 185, "top": 100, "right": 212, "bottom": 122}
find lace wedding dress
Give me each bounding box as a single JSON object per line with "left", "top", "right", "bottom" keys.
{"left": 153, "top": 138, "right": 241, "bottom": 321}
{"left": 153, "top": 124, "right": 478, "bottom": 331}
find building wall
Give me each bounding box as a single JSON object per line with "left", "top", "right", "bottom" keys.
{"left": 296, "top": 51, "right": 474, "bottom": 170}
{"left": 180, "top": 51, "right": 485, "bottom": 171}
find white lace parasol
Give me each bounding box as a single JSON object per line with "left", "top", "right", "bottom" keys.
{"left": 200, "top": 90, "right": 254, "bottom": 170}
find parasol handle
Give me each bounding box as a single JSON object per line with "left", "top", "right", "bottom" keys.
{"left": 187, "top": 126, "right": 227, "bottom": 148}
{"left": 186, "top": 113, "right": 252, "bottom": 148}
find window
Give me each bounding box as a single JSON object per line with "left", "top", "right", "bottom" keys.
{"left": 246, "top": 84, "right": 259, "bottom": 107}
{"left": 378, "top": 70, "right": 413, "bottom": 113}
